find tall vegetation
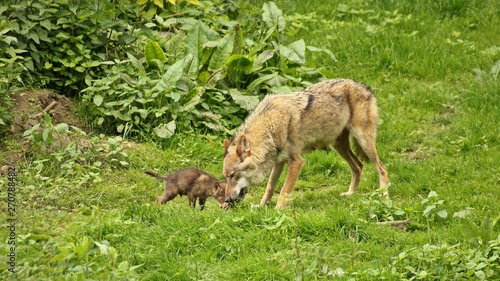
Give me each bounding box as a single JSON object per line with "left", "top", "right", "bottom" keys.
{"left": 0, "top": 0, "right": 334, "bottom": 138}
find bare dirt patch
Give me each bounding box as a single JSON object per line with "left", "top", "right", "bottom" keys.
{"left": 10, "top": 90, "right": 85, "bottom": 135}
{"left": 1, "top": 90, "right": 86, "bottom": 168}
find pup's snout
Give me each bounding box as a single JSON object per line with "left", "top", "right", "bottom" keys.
{"left": 225, "top": 196, "right": 234, "bottom": 203}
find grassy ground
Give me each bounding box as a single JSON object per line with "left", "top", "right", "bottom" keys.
{"left": 1, "top": 0, "right": 500, "bottom": 280}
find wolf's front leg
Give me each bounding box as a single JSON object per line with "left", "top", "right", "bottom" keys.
{"left": 260, "top": 162, "right": 285, "bottom": 206}
{"left": 275, "top": 157, "right": 304, "bottom": 209}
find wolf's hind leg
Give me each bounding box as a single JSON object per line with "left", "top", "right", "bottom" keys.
{"left": 350, "top": 127, "right": 389, "bottom": 197}
{"left": 333, "top": 129, "right": 363, "bottom": 196}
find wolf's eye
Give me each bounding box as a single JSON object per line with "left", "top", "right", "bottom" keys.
{"left": 229, "top": 171, "right": 235, "bottom": 179}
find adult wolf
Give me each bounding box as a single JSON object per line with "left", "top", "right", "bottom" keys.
{"left": 223, "top": 79, "right": 389, "bottom": 209}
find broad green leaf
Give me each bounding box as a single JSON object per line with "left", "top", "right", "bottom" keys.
{"left": 143, "top": 6, "right": 157, "bottom": 19}
{"left": 262, "top": 2, "right": 286, "bottom": 32}
{"left": 279, "top": 39, "right": 306, "bottom": 64}
{"left": 252, "top": 50, "right": 275, "bottom": 71}
{"left": 127, "top": 52, "right": 146, "bottom": 76}
{"left": 427, "top": 191, "right": 438, "bottom": 198}
{"left": 423, "top": 205, "right": 436, "bottom": 216}
{"left": 306, "top": 46, "right": 337, "bottom": 62}
{"left": 144, "top": 41, "right": 167, "bottom": 67}
{"left": 490, "top": 60, "right": 500, "bottom": 78}
{"left": 182, "top": 53, "right": 199, "bottom": 80}
{"left": 186, "top": 22, "right": 204, "bottom": 60}
{"left": 229, "top": 89, "right": 259, "bottom": 111}
{"left": 185, "top": 23, "right": 204, "bottom": 79}
{"left": 170, "top": 91, "right": 181, "bottom": 102}
{"left": 204, "top": 69, "right": 226, "bottom": 88}
{"left": 160, "top": 58, "right": 187, "bottom": 91}
{"left": 247, "top": 72, "right": 278, "bottom": 91}
{"left": 137, "top": 109, "right": 148, "bottom": 119}
{"left": 226, "top": 55, "right": 253, "bottom": 72}
{"left": 118, "top": 34, "right": 137, "bottom": 45}
{"left": 479, "top": 216, "right": 493, "bottom": 242}
{"left": 54, "top": 123, "right": 69, "bottom": 134}
{"left": 437, "top": 210, "right": 448, "bottom": 219}
{"left": 208, "top": 29, "right": 234, "bottom": 72}
{"left": 154, "top": 0, "right": 164, "bottom": 8}
{"left": 154, "top": 121, "right": 176, "bottom": 138}
{"left": 29, "top": 32, "right": 40, "bottom": 44}
{"left": 42, "top": 128, "right": 51, "bottom": 142}
{"left": 182, "top": 87, "right": 205, "bottom": 112}
{"left": 93, "top": 95, "right": 103, "bottom": 106}
{"left": 94, "top": 241, "right": 109, "bottom": 255}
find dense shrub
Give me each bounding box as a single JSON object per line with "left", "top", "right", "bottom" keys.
{"left": 80, "top": 1, "right": 334, "bottom": 138}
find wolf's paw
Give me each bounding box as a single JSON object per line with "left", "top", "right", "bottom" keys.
{"left": 339, "top": 191, "right": 354, "bottom": 197}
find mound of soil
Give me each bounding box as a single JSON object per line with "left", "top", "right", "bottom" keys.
{"left": 0, "top": 90, "right": 86, "bottom": 169}
{"left": 10, "top": 90, "right": 85, "bottom": 135}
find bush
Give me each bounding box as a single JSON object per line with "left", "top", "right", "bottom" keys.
{"left": 80, "top": 1, "right": 334, "bottom": 138}
{"left": 0, "top": 0, "right": 145, "bottom": 95}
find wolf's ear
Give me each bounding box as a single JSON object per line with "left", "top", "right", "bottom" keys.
{"left": 224, "top": 139, "right": 231, "bottom": 156}
{"left": 237, "top": 135, "right": 251, "bottom": 159}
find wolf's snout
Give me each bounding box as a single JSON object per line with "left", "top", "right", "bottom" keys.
{"left": 225, "top": 196, "right": 234, "bottom": 203}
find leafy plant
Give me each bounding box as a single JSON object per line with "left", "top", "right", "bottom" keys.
{"left": 21, "top": 114, "right": 129, "bottom": 209}
{"left": 420, "top": 191, "right": 448, "bottom": 224}
{"left": 15, "top": 236, "right": 141, "bottom": 280}
{"left": 390, "top": 239, "right": 500, "bottom": 280}
{"left": 473, "top": 60, "right": 500, "bottom": 81}
{"left": 360, "top": 187, "right": 406, "bottom": 222}
{"left": 81, "top": 1, "right": 332, "bottom": 139}
{"left": 0, "top": 0, "right": 142, "bottom": 95}
{"left": 461, "top": 215, "right": 500, "bottom": 247}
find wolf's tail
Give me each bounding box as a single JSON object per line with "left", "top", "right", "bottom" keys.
{"left": 144, "top": 171, "right": 168, "bottom": 180}
{"left": 352, "top": 138, "right": 370, "bottom": 162}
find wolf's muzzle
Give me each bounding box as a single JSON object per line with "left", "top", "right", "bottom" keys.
{"left": 224, "top": 187, "right": 247, "bottom": 203}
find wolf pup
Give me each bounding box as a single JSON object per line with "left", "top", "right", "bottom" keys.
{"left": 145, "top": 168, "right": 226, "bottom": 210}
{"left": 223, "top": 79, "right": 389, "bottom": 209}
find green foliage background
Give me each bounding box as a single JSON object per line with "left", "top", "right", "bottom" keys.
{"left": 1, "top": 0, "right": 333, "bottom": 139}
{"left": 1, "top": 0, "right": 499, "bottom": 280}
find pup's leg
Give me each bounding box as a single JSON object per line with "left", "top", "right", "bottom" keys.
{"left": 275, "top": 156, "right": 304, "bottom": 209}
{"left": 333, "top": 129, "right": 363, "bottom": 196}
{"left": 260, "top": 161, "right": 285, "bottom": 206}
{"left": 198, "top": 198, "right": 206, "bottom": 211}
{"left": 351, "top": 126, "right": 389, "bottom": 197}
{"left": 155, "top": 187, "right": 178, "bottom": 204}
{"left": 188, "top": 194, "right": 197, "bottom": 208}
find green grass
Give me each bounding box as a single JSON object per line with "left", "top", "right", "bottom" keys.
{"left": 1, "top": 0, "right": 500, "bottom": 280}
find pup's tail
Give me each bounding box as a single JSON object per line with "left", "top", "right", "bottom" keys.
{"left": 144, "top": 170, "right": 168, "bottom": 180}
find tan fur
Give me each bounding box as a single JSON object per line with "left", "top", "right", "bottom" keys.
{"left": 145, "top": 168, "right": 226, "bottom": 210}
{"left": 223, "top": 79, "right": 389, "bottom": 209}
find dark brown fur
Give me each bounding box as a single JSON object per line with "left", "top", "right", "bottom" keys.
{"left": 145, "top": 168, "right": 226, "bottom": 210}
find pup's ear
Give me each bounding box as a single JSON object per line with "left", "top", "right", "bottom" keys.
{"left": 237, "top": 135, "right": 251, "bottom": 159}
{"left": 224, "top": 139, "right": 231, "bottom": 156}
